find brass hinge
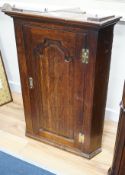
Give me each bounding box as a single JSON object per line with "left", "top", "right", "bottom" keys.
{"left": 78, "top": 133, "right": 85, "bottom": 144}
{"left": 29, "top": 77, "right": 34, "bottom": 89}
{"left": 81, "top": 48, "right": 89, "bottom": 64}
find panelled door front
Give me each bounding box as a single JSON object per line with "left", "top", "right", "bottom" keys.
{"left": 23, "top": 24, "right": 88, "bottom": 151}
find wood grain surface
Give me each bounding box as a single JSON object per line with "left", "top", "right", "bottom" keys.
{"left": 3, "top": 8, "right": 120, "bottom": 158}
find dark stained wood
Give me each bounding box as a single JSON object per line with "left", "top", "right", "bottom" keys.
{"left": 108, "top": 82, "right": 125, "bottom": 175}
{"left": 3, "top": 7, "right": 120, "bottom": 159}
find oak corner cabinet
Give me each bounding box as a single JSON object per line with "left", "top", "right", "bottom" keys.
{"left": 3, "top": 6, "right": 120, "bottom": 159}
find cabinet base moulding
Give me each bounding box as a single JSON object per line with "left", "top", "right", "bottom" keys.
{"left": 26, "top": 132, "right": 102, "bottom": 159}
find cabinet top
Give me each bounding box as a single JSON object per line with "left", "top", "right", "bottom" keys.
{"left": 2, "top": 4, "right": 121, "bottom": 29}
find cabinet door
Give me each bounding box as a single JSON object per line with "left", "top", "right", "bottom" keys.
{"left": 23, "top": 24, "right": 88, "bottom": 150}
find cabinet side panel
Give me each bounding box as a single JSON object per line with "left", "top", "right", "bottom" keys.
{"left": 14, "top": 19, "right": 33, "bottom": 133}
{"left": 81, "top": 31, "right": 98, "bottom": 154}
{"left": 90, "top": 25, "right": 114, "bottom": 152}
